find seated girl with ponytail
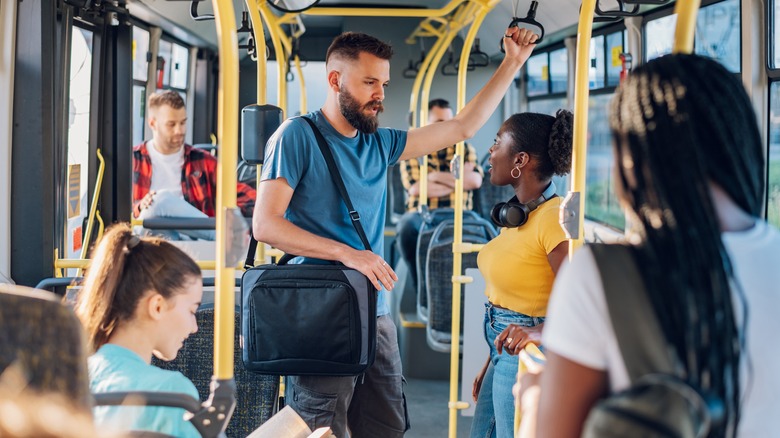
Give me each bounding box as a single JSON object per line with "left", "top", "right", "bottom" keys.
{"left": 470, "top": 109, "right": 573, "bottom": 438}
{"left": 74, "top": 224, "right": 203, "bottom": 437}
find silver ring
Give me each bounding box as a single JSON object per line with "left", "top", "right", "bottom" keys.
{"left": 382, "top": 261, "right": 387, "bottom": 266}
{"left": 506, "top": 337, "right": 514, "bottom": 344}
{"left": 504, "top": 34, "right": 512, "bottom": 38}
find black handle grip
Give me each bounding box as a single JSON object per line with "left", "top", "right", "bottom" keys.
{"left": 500, "top": 1, "right": 545, "bottom": 53}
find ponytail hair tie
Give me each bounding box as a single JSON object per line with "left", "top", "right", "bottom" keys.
{"left": 126, "top": 235, "right": 141, "bottom": 251}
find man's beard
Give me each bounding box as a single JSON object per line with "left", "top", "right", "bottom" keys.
{"left": 339, "top": 85, "right": 383, "bottom": 134}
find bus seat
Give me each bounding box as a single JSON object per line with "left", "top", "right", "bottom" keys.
{"left": 386, "top": 163, "right": 407, "bottom": 225}
{"left": 415, "top": 209, "right": 484, "bottom": 322}
{"left": 153, "top": 306, "right": 279, "bottom": 437}
{"left": 425, "top": 218, "right": 496, "bottom": 353}
{"left": 0, "top": 284, "right": 92, "bottom": 411}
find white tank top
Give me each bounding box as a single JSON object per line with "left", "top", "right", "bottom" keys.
{"left": 146, "top": 141, "right": 185, "bottom": 198}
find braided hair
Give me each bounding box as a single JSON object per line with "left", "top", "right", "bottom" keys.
{"left": 503, "top": 109, "right": 574, "bottom": 179}
{"left": 610, "top": 54, "right": 764, "bottom": 436}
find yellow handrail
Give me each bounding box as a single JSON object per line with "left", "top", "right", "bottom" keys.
{"left": 294, "top": 54, "right": 307, "bottom": 114}
{"left": 257, "top": 1, "right": 290, "bottom": 117}
{"left": 211, "top": 0, "right": 239, "bottom": 381}
{"left": 418, "top": 3, "right": 479, "bottom": 208}
{"left": 407, "top": 22, "right": 448, "bottom": 129}
{"left": 568, "top": 0, "right": 598, "bottom": 257}
{"left": 77, "top": 149, "right": 106, "bottom": 275}
{"left": 55, "top": 258, "right": 242, "bottom": 271}
{"left": 304, "top": 0, "right": 468, "bottom": 18}
{"left": 448, "top": 3, "right": 499, "bottom": 436}
{"left": 672, "top": 0, "right": 700, "bottom": 54}
{"left": 247, "top": 0, "right": 267, "bottom": 265}
{"left": 95, "top": 210, "right": 104, "bottom": 242}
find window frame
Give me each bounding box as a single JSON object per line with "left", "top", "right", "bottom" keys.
{"left": 524, "top": 41, "right": 568, "bottom": 104}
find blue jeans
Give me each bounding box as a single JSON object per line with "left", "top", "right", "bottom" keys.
{"left": 136, "top": 190, "right": 215, "bottom": 241}
{"left": 470, "top": 303, "right": 545, "bottom": 438}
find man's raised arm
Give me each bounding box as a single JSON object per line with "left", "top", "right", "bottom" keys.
{"left": 400, "top": 27, "right": 538, "bottom": 162}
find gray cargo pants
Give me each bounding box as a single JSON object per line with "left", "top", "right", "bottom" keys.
{"left": 285, "top": 315, "right": 410, "bottom": 437}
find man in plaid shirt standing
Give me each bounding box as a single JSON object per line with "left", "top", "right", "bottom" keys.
{"left": 133, "top": 91, "right": 255, "bottom": 240}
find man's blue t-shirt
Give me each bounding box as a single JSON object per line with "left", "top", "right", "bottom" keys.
{"left": 261, "top": 110, "right": 407, "bottom": 316}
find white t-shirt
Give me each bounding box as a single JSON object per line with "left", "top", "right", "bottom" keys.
{"left": 146, "top": 140, "right": 185, "bottom": 198}
{"left": 543, "top": 220, "right": 780, "bottom": 436}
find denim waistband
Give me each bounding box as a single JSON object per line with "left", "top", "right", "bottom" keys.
{"left": 484, "top": 302, "right": 545, "bottom": 326}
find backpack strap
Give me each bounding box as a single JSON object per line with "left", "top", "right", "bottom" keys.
{"left": 589, "top": 244, "right": 678, "bottom": 383}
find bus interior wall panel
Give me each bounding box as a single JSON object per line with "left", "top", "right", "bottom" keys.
{"left": 100, "top": 19, "right": 134, "bottom": 225}
{"left": 11, "top": 0, "right": 58, "bottom": 286}
{"left": 0, "top": 0, "right": 18, "bottom": 281}
{"left": 193, "top": 50, "right": 217, "bottom": 144}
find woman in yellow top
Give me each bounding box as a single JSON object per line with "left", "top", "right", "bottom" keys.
{"left": 470, "top": 110, "right": 573, "bottom": 438}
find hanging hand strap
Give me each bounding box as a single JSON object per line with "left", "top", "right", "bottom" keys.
{"left": 590, "top": 244, "right": 678, "bottom": 382}
{"left": 301, "top": 116, "right": 372, "bottom": 253}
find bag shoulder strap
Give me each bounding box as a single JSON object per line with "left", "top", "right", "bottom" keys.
{"left": 589, "top": 244, "right": 677, "bottom": 382}
{"left": 300, "top": 116, "right": 372, "bottom": 253}
{"left": 244, "top": 116, "right": 373, "bottom": 269}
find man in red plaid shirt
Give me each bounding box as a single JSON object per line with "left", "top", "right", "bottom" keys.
{"left": 133, "top": 91, "right": 255, "bottom": 239}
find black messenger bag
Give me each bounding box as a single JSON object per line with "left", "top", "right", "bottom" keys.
{"left": 241, "top": 117, "right": 378, "bottom": 376}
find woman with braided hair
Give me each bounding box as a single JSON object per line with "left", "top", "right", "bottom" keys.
{"left": 75, "top": 224, "right": 203, "bottom": 437}
{"left": 471, "top": 109, "right": 573, "bottom": 438}
{"left": 537, "top": 54, "right": 780, "bottom": 436}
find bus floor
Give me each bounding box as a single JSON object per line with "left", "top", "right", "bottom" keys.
{"left": 405, "top": 378, "right": 473, "bottom": 437}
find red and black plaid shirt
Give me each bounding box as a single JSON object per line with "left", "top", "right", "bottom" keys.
{"left": 132, "top": 143, "right": 256, "bottom": 218}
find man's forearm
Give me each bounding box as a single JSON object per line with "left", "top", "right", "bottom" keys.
{"left": 254, "top": 215, "right": 355, "bottom": 262}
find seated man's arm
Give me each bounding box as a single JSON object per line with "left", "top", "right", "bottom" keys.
{"left": 253, "top": 178, "right": 397, "bottom": 291}
{"left": 407, "top": 181, "right": 455, "bottom": 198}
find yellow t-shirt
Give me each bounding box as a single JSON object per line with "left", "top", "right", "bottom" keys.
{"left": 477, "top": 198, "right": 566, "bottom": 317}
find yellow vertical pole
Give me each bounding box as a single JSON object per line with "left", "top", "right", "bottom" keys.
{"left": 419, "top": 30, "right": 459, "bottom": 206}
{"left": 568, "top": 0, "right": 597, "bottom": 256}
{"left": 419, "top": 11, "right": 467, "bottom": 207}
{"left": 294, "top": 55, "right": 307, "bottom": 113}
{"left": 448, "top": 4, "right": 496, "bottom": 436}
{"left": 408, "top": 31, "right": 448, "bottom": 129}
{"left": 258, "top": 2, "right": 289, "bottom": 117}
{"left": 247, "top": 1, "right": 267, "bottom": 264}
{"left": 672, "top": 0, "right": 700, "bottom": 54}
{"left": 78, "top": 149, "right": 106, "bottom": 275}
{"left": 211, "top": 0, "right": 238, "bottom": 380}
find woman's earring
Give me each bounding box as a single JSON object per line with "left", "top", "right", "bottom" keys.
{"left": 511, "top": 165, "right": 521, "bottom": 179}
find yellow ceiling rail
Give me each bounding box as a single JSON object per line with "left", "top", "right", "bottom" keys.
{"left": 212, "top": 0, "right": 239, "bottom": 382}
{"left": 405, "top": 17, "right": 450, "bottom": 45}
{"left": 672, "top": 0, "right": 701, "bottom": 53}
{"left": 448, "top": 4, "right": 499, "bottom": 436}
{"left": 55, "top": 258, "right": 242, "bottom": 271}
{"left": 247, "top": 1, "right": 267, "bottom": 104}
{"left": 568, "top": 0, "right": 598, "bottom": 256}
{"left": 303, "top": 0, "right": 468, "bottom": 18}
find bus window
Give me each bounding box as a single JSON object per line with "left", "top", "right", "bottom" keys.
{"left": 65, "top": 27, "right": 94, "bottom": 262}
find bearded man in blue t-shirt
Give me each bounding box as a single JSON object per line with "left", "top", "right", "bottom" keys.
{"left": 253, "top": 29, "right": 538, "bottom": 437}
